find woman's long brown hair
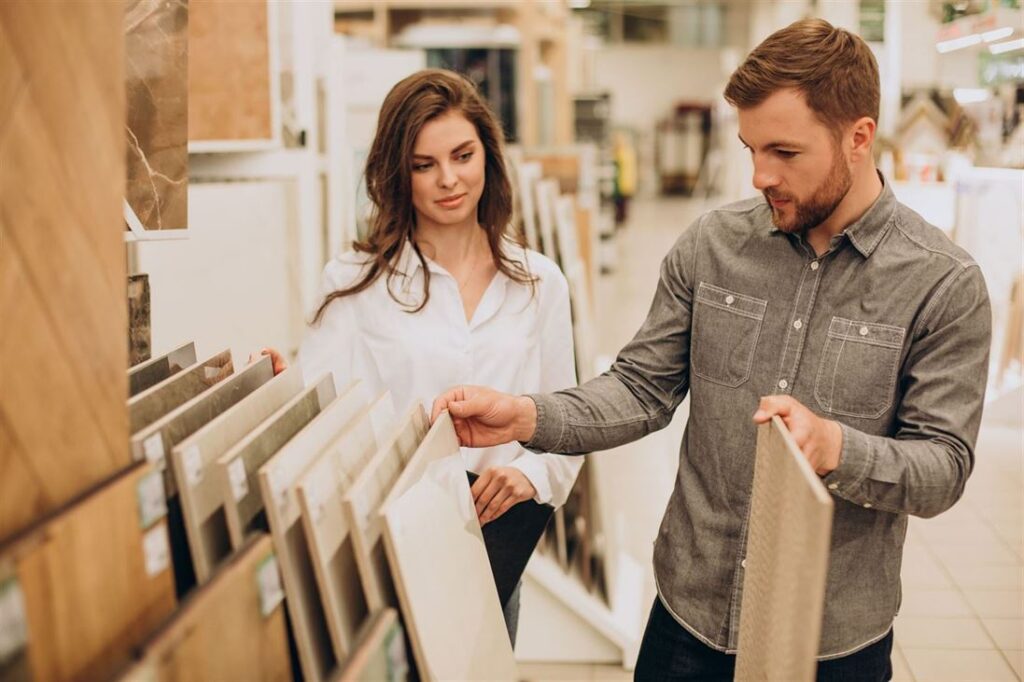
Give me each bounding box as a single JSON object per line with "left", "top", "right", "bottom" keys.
{"left": 312, "top": 68, "right": 535, "bottom": 324}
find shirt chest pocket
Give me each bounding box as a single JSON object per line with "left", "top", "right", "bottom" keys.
{"left": 814, "top": 317, "right": 906, "bottom": 419}
{"left": 691, "top": 282, "right": 767, "bottom": 388}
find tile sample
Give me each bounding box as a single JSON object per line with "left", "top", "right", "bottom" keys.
{"left": 735, "top": 417, "right": 834, "bottom": 682}
{"left": 256, "top": 380, "right": 369, "bottom": 682}
{"left": 118, "top": 534, "right": 290, "bottom": 682}
{"left": 0, "top": 0, "right": 130, "bottom": 543}
{"left": 0, "top": 462, "right": 175, "bottom": 682}
{"left": 217, "top": 376, "right": 348, "bottom": 550}
{"left": 128, "top": 350, "right": 233, "bottom": 435}
{"left": 337, "top": 608, "right": 410, "bottom": 682}
{"left": 128, "top": 342, "right": 197, "bottom": 397}
{"left": 170, "top": 361, "right": 302, "bottom": 584}
{"left": 188, "top": 0, "right": 273, "bottom": 143}
{"left": 124, "top": 0, "right": 188, "bottom": 230}
{"left": 128, "top": 274, "right": 152, "bottom": 366}
{"left": 380, "top": 412, "right": 517, "bottom": 681}
{"left": 343, "top": 405, "right": 430, "bottom": 611}
{"left": 297, "top": 393, "right": 394, "bottom": 660}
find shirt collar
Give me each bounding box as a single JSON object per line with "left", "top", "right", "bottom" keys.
{"left": 768, "top": 171, "right": 897, "bottom": 259}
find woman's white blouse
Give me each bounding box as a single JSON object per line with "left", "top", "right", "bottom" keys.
{"left": 297, "top": 239, "right": 582, "bottom": 507}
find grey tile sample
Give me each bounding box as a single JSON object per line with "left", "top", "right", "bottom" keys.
{"left": 128, "top": 342, "right": 197, "bottom": 397}
{"left": 127, "top": 274, "right": 151, "bottom": 366}
{"left": 128, "top": 350, "right": 232, "bottom": 435}
{"left": 170, "top": 362, "right": 303, "bottom": 584}
{"left": 217, "top": 375, "right": 340, "bottom": 549}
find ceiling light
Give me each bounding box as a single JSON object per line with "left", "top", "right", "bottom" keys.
{"left": 953, "top": 88, "right": 991, "bottom": 105}
{"left": 937, "top": 34, "right": 983, "bottom": 53}
{"left": 989, "top": 38, "right": 1024, "bottom": 54}
{"left": 982, "top": 27, "right": 1014, "bottom": 42}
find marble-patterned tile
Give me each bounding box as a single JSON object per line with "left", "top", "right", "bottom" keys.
{"left": 127, "top": 341, "right": 197, "bottom": 397}
{"left": 124, "top": 0, "right": 188, "bottom": 231}
{"left": 128, "top": 351, "right": 232, "bottom": 435}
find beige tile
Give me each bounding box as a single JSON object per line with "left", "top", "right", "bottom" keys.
{"left": 981, "top": 618, "right": 1024, "bottom": 651}
{"left": 900, "top": 589, "right": 974, "bottom": 618}
{"left": 1004, "top": 649, "right": 1023, "bottom": 679}
{"left": 894, "top": 615, "right": 995, "bottom": 649}
{"left": 964, "top": 590, "right": 1024, "bottom": 619}
{"left": 902, "top": 648, "right": 1017, "bottom": 681}
{"left": 518, "top": 662, "right": 594, "bottom": 681}
{"left": 891, "top": 645, "right": 916, "bottom": 682}
{"left": 589, "top": 663, "right": 633, "bottom": 680}
{"left": 931, "top": 542, "right": 1021, "bottom": 567}
{"left": 902, "top": 549, "right": 954, "bottom": 589}
{"left": 944, "top": 563, "right": 1024, "bottom": 592}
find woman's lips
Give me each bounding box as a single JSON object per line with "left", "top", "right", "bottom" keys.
{"left": 436, "top": 193, "right": 466, "bottom": 209}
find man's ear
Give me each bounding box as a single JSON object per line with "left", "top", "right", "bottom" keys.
{"left": 848, "top": 116, "right": 876, "bottom": 163}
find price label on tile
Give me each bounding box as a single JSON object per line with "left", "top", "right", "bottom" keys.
{"left": 0, "top": 578, "right": 28, "bottom": 665}
{"left": 136, "top": 470, "right": 167, "bottom": 529}
{"left": 183, "top": 445, "right": 203, "bottom": 488}
{"left": 142, "top": 526, "right": 170, "bottom": 577}
{"left": 255, "top": 554, "right": 284, "bottom": 617}
{"left": 143, "top": 433, "right": 166, "bottom": 471}
{"left": 228, "top": 459, "right": 248, "bottom": 502}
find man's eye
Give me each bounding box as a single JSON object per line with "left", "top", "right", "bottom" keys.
{"left": 777, "top": 150, "right": 798, "bottom": 159}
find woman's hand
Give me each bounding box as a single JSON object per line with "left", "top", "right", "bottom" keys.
{"left": 471, "top": 466, "right": 537, "bottom": 525}
{"left": 248, "top": 347, "right": 289, "bottom": 375}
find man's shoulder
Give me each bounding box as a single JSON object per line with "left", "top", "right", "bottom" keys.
{"left": 889, "top": 202, "right": 977, "bottom": 271}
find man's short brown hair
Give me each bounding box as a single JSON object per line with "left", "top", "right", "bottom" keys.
{"left": 724, "top": 18, "right": 880, "bottom": 132}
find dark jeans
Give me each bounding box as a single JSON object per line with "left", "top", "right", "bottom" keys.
{"left": 634, "top": 598, "right": 893, "bottom": 682}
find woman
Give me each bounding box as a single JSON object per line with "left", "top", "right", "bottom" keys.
{"left": 262, "top": 69, "right": 580, "bottom": 644}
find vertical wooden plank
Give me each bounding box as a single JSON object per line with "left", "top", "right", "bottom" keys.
{"left": 0, "top": 0, "right": 129, "bottom": 543}
{"left": 735, "top": 417, "right": 834, "bottom": 681}
{"left": 0, "top": 463, "right": 176, "bottom": 682}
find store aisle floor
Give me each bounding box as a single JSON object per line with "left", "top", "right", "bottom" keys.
{"left": 520, "top": 196, "right": 1023, "bottom": 681}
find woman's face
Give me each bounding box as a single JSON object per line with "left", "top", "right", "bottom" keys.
{"left": 410, "top": 110, "right": 486, "bottom": 231}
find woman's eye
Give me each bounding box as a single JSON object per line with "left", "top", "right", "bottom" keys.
{"left": 413, "top": 163, "right": 432, "bottom": 172}
{"left": 457, "top": 151, "right": 473, "bottom": 162}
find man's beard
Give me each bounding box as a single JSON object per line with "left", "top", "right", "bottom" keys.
{"left": 765, "top": 151, "right": 852, "bottom": 236}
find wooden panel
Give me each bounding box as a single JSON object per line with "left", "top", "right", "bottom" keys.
{"left": 128, "top": 342, "right": 197, "bottom": 397}
{"left": 216, "top": 376, "right": 346, "bottom": 550}
{"left": 735, "top": 417, "right": 834, "bottom": 681}
{"left": 337, "top": 608, "right": 409, "bottom": 682}
{"left": 380, "top": 413, "right": 517, "bottom": 681}
{"left": 170, "top": 366, "right": 304, "bottom": 584}
{"left": 188, "top": 0, "right": 273, "bottom": 142}
{"left": 118, "top": 534, "right": 290, "bottom": 682}
{"left": 128, "top": 351, "right": 233, "bottom": 436}
{"left": 124, "top": 0, "right": 188, "bottom": 230}
{"left": 534, "top": 178, "right": 560, "bottom": 264}
{"left": 296, "top": 393, "right": 393, "bottom": 660}
{"left": 166, "top": 352, "right": 282, "bottom": 581}
{"left": 256, "top": 382, "right": 371, "bottom": 682}
{"left": 343, "top": 405, "right": 429, "bottom": 612}
{"left": 0, "top": 462, "right": 176, "bottom": 682}
{"left": 0, "top": 1, "right": 128, "bottom": 543}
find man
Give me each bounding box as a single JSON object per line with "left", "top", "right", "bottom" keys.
{"left": 432, "top": 18, "right": 991, "bottom": 681}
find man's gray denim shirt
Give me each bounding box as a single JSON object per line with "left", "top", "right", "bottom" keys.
{"left": 526, "top": 178, "right": 991, "bottom": 659}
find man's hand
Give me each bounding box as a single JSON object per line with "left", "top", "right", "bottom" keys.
{"left": 430, "top": 385, "right": 537, "bottom": 448}
{"left": 753, "top": 395, "right": 843, "bottom": 475}
{"left": 248, "top": 347, "right": 288, "bottom": 375}
{"left": 471, "top": 467, "right": 537, "bottom": 525}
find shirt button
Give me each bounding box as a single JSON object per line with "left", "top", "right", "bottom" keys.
{"left": 863, "top": 502, "right": 873, "bottom": 509}
{"left": 725, "top": 295, "right": 735, "bottom": 305}
{"left": 859, "top": 326, "right": 869, "bottom": 336}
{"left": 828, "top": 483, "right": 838, "bottom": 490}
{"left": 741, "top": 559, "right": 747, "bottom": 568}
{"left": 778, "top": 379, "right": 788, "bottom": 389}
{"left": 793, "top": 319, "right": 803, "bottom": 330}
{"left": 810, "top": 262, "right": 820, "bottom": 271}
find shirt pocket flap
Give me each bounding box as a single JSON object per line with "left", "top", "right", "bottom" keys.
{"left": 827, "top": 317, "right": 906, "bottom": 349}
{"left": 696, "top": 282, "right": 767, "bottom": 320}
